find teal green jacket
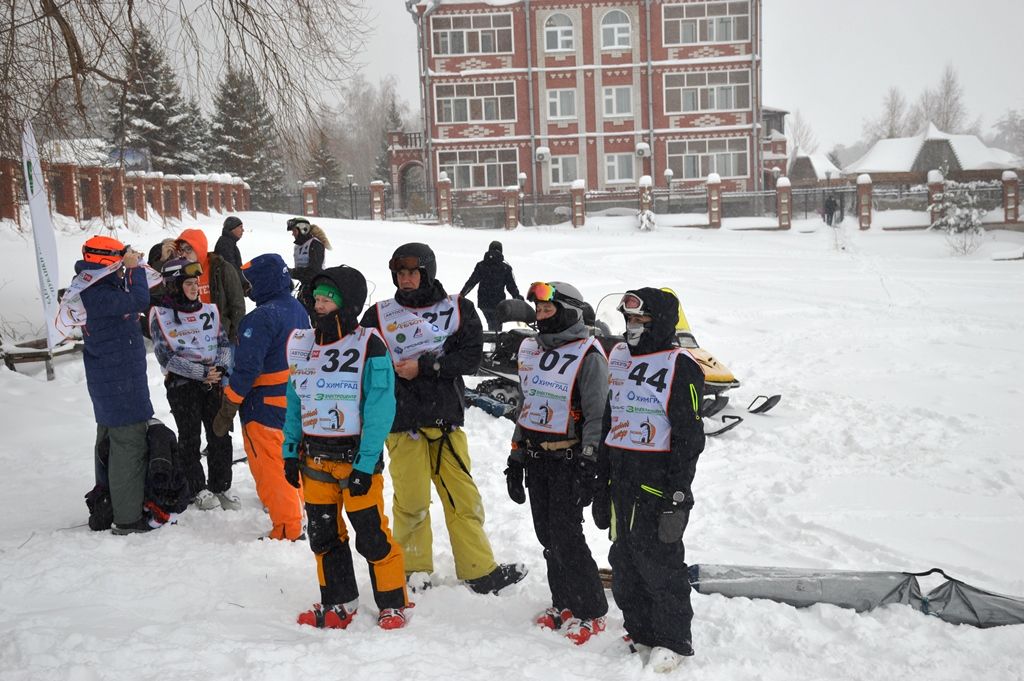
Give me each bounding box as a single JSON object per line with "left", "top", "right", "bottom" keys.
{"left": 283, "top": 337, "right": 396, "bottom": 476}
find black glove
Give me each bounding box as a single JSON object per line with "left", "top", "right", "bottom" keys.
{"left": 505, "top": 459, "right": 526, "bottom": 505}
{"left": 591, "top": 480, "right": 611, "bottom": 530}
{"left": 284, "top": 458, "right": 301, "bottom": 489}
{"left": 658, "top": 493, "right": 690, "bottom": 544}
{"left": 571, "top": 458, "right": 598, "bottom": 507}
{"left": 348, "top": 471, "right": 372, "bottom": 496}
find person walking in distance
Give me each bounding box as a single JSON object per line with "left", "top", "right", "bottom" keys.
{"left": 360, "top": 242, "right": 527, "bottom": 595}
{"left": 285, "top": 265, "right": 411, "bottom": 630}
{"left": 460, "top": 240, "right": 521, "bottom": 331}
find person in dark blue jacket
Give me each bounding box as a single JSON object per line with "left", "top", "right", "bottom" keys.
{"left": 77, "top": 236, "right": 155, "bottom": 535}
{"left": 213, "top": 253, "right": 310, "bottom": 540}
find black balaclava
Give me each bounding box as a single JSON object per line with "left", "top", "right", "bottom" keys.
{"left": 623, "top": 287, "right": 679, "bottom": 356}
{"left": 535, "top": 281, "right": 584, "bottom": 335}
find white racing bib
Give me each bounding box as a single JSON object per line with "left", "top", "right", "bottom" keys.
{"left": 152, "top": 303, "right": 221, "bottom": 367}
{"left": 376, "top": 295, "right": 460, "bottom": 362}
{"left": 293, "top": 238, "right": 321, "bottom": 268}
{"left": 604, "top": 342, "right": 683, "bottom": 452}
{"left": 287, "top": 327, "right": 378, "bottom": 438}
{"left": 517, "top": 337, "right": 601, "bottom": 435}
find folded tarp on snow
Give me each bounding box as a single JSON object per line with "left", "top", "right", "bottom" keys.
{"left": 689, "top": 565, "right": 1024, "bottom": 628}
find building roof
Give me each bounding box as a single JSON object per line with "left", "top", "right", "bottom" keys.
{"left": 790, "top": 148, "right": 841, "bottom": 180}
{"left": 845, "top": 123, "right": 1021, "bottom": 174}
{"left": 42, "top": 138, "right": 111, "bottom": 166}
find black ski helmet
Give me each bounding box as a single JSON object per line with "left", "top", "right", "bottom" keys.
{"left": 389, "top": 242, "right": 436, "bottom": 287}
{"left": 161, "top": 257, "right": 203, "bottom": 301}
{"left": 287, "top": 216, "right": 311, "bottom": 235}
{"left": 529, "top": 281, "right": 586, "bottom": 334}
{"left": 311, "top": 265, "right": 367, "bottom": 324}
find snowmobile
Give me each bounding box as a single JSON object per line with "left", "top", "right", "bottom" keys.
{"left": 464, "top": 292, "right": 780, "bottom": 436}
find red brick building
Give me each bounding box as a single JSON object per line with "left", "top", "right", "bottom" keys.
{"left": 396, "top": 0, "right": 765, "bottom": 210}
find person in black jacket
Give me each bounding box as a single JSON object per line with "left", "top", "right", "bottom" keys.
{"left": 594, "top": 287, "right": 706, "bottom": 673}
{"left": 215, "top": 216, "right": 244, "bottom": 270}
{"left": 360, "top": 242, "right": 526, "bottom": 596}
{"left": 460, "top": 240, "right": 521, "bottom": 331}
{"left": 287, "top": 216, "right": 329, "bottom": 320}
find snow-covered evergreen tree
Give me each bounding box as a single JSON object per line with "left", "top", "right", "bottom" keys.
{"left": 209, "top": 69, "right": 286, "bottom": 211}
{"left": 929, "top": 174, "right": 988, "bottom": 255}
{"left": 304, "top": 127, "right": 343, "bottom": 187}
{"left": 178, "top": 98, "right": 211, "bottom": 174}
{"left": 107, "top": 29, "right": 195, "bottom": 174}
{"left": 373, "top": 93, "right": 404, "bottom": 182}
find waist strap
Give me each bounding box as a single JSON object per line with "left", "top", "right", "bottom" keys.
{"left": 525, "top": 439, "right": 581, "bottom": 460}
{"left": 299, "top": 463, "right": 349, "bottom": 489}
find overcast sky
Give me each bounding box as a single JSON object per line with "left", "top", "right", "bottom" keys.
{"left": 359, "top": 0, "right": 1023, "bottom": 150}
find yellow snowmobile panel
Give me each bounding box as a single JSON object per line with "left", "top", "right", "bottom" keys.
{"left": 660, "top": 287, "right": 691, "bottom": 331}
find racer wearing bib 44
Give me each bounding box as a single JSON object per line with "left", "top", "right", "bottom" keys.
{"left": 360, "top": 242, "right": 526, "bottom": 596}
{"left": 284, "top": 265, "right": 410, "bottom": 631}
{"left": 507, "top": 281, "right": 609, "bottom": 645}
{"left": 595, "top": 287, "right": 706, "bottom": 672}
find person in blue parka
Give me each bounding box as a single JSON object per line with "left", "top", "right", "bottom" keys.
{"left": 77, "top": 235, "right": 155, "bottom": 535}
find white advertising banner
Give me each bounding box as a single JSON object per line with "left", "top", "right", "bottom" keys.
{"left": 20, "top": 121, "right": 61, "bottom": 351}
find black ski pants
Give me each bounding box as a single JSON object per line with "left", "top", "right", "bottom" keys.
{"left": 526, "top": 456, "right": 608, "bottom": 620}
{"left": 166, "top": 380, "right": 233, "bottom": 495}
{"left": 609, "top": 492, "right": 693, "bottom": 655}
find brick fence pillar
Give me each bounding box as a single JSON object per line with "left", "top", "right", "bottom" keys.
{"left": 181, "top": 176, "right": 196, "bottom": 216}
{"left": 570, "top": 180, "right": 586, "bottom": 228}
{"left": 302, "top": 181, "right": 319, "bottom": 217}
{"left": 150, "top": 172, "right": 165, "bottom": 218}
{"left": 1, "top": 158, "right": 22, "bottom": 224}
{"left": 436, "top": 174, "right": 452, "bottom": 225}
{"left": 127, "top": 173, "right": 147, "bottom": 220}
{"left": 51, "top": 163, "right": 80, "bottom": 220}
{"left": 108, "top": 169, "right": 126, "bottom": 218}
{"left": 224, "top": 180, "right": 236, "bottom": 212}
{"left": 242, "top": 184, "right": 250, "bottom": 211}
{"left": 370, "top": 180, "right": 386, "bottom": 220}
{"left": 164, "top": 175, "right": 181, "bottom": 219}
{"left": 502, "top": 185, "right": 520, "bottom": 229}
{"left": 197, "top": 177, "right": 210, "bottom": 215}
{"left": 706, "top": 173, "right": 722, "bottom": 228}
{"left": 80, "top": 167, "right": 103, "bottom": 220}
{"left": 776, "top": 176, "right": 792, "bottom": 229}
{"left": 210, "top": 177, "right": 222, "bottom": 213}
{"left": 927, "top": 169, "right": 944, "bottom": 224}
{"left": 857, "top": 174, "right": 873, "bottom": 230}
{"left": 1003, "top": 171, "right": 1019, "bottom": 223}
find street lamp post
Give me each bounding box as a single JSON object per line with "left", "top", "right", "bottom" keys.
{"left": 347, "top": 173, "right": 355, "bottom": 219}
{"left": 517, "top": 171, "right": 527, "bottom": 225}
{"left": 663, "top": 168, "right": 674, "bottom": 213}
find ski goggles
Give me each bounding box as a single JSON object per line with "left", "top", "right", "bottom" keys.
{"left": 527, "top": 282, "right": 584, "bottom": 308}
{"left": 82, "top": 244, "right": 128, "bottom": 262}
{"left": 388, "top": 255, "right": 424, "bottom": 273}
{"left": 616, "top": 293, "right": 647, "bottom": 316}
{"left": 163, "top": 261, "right": 204, "bottom": 279}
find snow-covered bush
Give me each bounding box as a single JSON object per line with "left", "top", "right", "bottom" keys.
{"left": 929, "top": 178, "right": 988, "bottom": 255}
{"left": 638, "top": 209, "right": 656, "bottom": 231}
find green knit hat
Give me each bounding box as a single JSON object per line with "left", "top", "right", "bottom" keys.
{"left": 312, "top": 282, "right": 342, "bottom": 307}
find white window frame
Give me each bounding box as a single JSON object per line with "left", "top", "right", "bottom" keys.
{"left": 544, "top": 13, "right": 575, "bottom": 52}
{"left": 601, "top": 10, "right": 632, "bottom": 49}
{"left": 435, "top": 81, "right": 517, "bottom": 124}
{"left": 437, "top": 148, "right": 520, "bottom": 190}
{"left": 662, "top": 2, "right": 750, "bottom": 47}
{"left": 603, "top": 86, "right": 633, "bottom": 117}
{"left": 431, "top": 13, "right": 514, "bottom": 56}
{"left": 666, "top": 137, "right": 748, "bottom": 179}
{"left": 550, "top": 156, "right": 579, "bottom": 185}
{"left": 605, "top": 153, "right": 635, "bottom": 183}
{"left": 546, "top": 89, "right": 577, "bottom": 120}
{"left": 663, "top": 70, "right": 750, "bottom": 115}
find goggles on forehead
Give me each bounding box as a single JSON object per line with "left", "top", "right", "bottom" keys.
{"left": 388, "top": 255, "right": 422, "bottom": 273}
{"left": 616, "top": 293, "right": 646, "bottom": 316}
{"left": 164, "top": 261, "right": 204, "bottom": 279}
{"left": 527, "top": 282, "right": 585, "bottom": 308}
{"left": 83, "top": 244, "right": 128, "bottom": 259}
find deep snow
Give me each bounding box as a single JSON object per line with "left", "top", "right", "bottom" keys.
{"left": 1, "top": 211, "right": 1023, "bottom": 681}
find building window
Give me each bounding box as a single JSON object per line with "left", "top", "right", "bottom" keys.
{"left": 664, "top": 70, "right": 750, "bottom": 114}
{"left": 550, "top": 156, "right": 579, "bottom": 185}
{"left": 545, "top": 13, "right": 574, "bottom": 52}
{"left": 605, "top": 153, "right": 635, "bottom": 183}
{"left": 438, "top": 148, "right": 519, "bottom": 189}
{"left": 431, "top": 13, "right": 513, "bottom": 56}
{"left": 601, "top": 10, "right": 631, "bottom": 49}
{"left": 663, "top": 2, "right": 750, "bottom": 46}
{"left": 547, "top": 89, "right": 576, "bottom": 119}
{"left": 436, "top": 82, "right": 516, "bottom": 123}
{"left": 603, "top": 86, "right": 632, "bottom": 117}
{"left": 666, "top": 138, "right": 748, "bottom": 179}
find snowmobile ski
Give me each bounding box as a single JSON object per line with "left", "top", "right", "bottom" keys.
{"left": 701, "top": 395, "right": 729, "bottom": 418}
{"left": 747, "top": 394, "right": 782, "bottom": 414}
{"left": 705, "top": 415, "right": 743, "bottom": 437}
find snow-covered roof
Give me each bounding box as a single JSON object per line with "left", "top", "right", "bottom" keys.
{"left": 767, "top": 129, "right": 787, "bottom": 142}
{"left": 416, "top": 0, "right": 521, "bottom": 8}
{"left": 42, "top": 138, "right": 111, "bottom": 166}
{"left": 789, "top": 148, "right": 841, "bottom": 181}
{"left": 845, "top": 123, "right": 1022, "bottom": 174}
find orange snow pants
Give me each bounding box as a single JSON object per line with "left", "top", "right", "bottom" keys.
{"left": 241, "top": 421, "right": 304, "bottom": 540}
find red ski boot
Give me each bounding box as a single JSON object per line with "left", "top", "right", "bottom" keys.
{"left": 297, "top": 602, "right": 357, "bottom": 629}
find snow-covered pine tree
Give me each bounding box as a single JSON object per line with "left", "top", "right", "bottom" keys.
{"left": 304, "top": 127, "right": 343, "bottom": 187}
{"left": 928, "top": 172, "right": 988, "bottom": 255}
{"left": 178, "top": 98, "right": 211, "bottom": 175}
{"left": 107, "top": 29, "right": 195, "bottom": 174}
{"left": 209, "top": 69, "right": 286, "bottom": 211}
{"left": 373, "top": 93, "right": 404, "bottom": 182}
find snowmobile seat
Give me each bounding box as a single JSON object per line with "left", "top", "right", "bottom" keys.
{"left": 495, "top": 298, "right": 535, "bottom": 325}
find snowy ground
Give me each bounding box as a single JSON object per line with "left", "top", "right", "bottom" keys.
{"left": 1, "top": 211, "right": 1023, "bottom": 680}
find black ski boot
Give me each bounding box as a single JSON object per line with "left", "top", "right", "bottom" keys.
{"left": 111, "top": 517, "right": 154, "bottom": 535}
{"left": 466, "top": 563, "right": 528, "bottom": 595}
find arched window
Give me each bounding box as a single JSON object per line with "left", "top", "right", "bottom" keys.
{"left": 545, "top": 13, "right": 574, "bottom": 52}
{"left": 602, "top": 10, "right": 631, "bottom": 49}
